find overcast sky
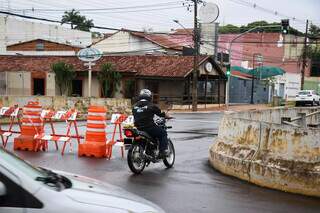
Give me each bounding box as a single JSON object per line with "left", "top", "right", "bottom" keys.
{"left": 0, "top": 0, "right": 319, "bottom": 33}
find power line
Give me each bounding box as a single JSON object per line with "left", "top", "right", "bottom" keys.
{"left": 0, "top": 10, "right": 194, "bottom": 35}
{"left": 226, "top": 0, "right": 306, "bottom": 23}
{"left": 10, "top": 2, "right": 184, "bottom": 12}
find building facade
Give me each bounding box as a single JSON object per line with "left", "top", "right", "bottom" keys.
{"left": 0, "top": 16, "right": 91, "bottom": 53}
{"left": 0, "top": 55, "right": 226, "bottom": 106}
{"left": 92, "top": 26, "right": 218, "bottom": 56}
{"left": 6, "top": 39, "right": 82, "bottom": 56}
{"left": 218, "top": 32, "right": 309, "bottom": 102}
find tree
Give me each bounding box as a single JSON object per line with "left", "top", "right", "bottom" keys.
{"left": 97, "top": 63, "right": 122, "bottom": 98}
{"left": 306, "top": 45, "right": 320, "bottom": 76}
{"left": 309, "top": 24, "right": 320, "bottom": 37}
{"left": 218, "top": 24, "right": 240, "bottom": 34}
{"left": 219, "top": 20, "right": 303, "bottom": 35}
{"left": 51, "top": 62, "right": 76, "bottom": 96}
{"left": 61, "top": 9, "right": 94, "bottom": 31}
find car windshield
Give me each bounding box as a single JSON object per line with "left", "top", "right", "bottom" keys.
{"left": 0, "top": 148, "right": 72, "bottom": 190}
{"left": 298, "top": 91, "right": 311, "bottom": 95}
{"left": 0, "top": 148, "right": 46, "bottom": 180}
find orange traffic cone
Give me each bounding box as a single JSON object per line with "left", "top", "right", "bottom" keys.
{"left": 78, "top": 106, "right": 108, "bottom": 158}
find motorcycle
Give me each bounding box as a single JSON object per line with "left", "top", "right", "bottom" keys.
{"left": 123, "top": 116, "right": 175, "bottom": 174}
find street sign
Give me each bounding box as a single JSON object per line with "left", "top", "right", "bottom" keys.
{"left": 199, "top": 2, "right": 219, "bottom": 24}
{"left": 77, "top": 48, "right": 102, "bottom": 62}
{"left": 77, "top": 48, "right": 102, "bottom": 97}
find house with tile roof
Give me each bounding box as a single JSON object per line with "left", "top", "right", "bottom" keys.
{"left": 6, "top": 39, "right": 82, "bottom": 56}
{"left": 91, "top": 27, "right": 217, "bottom": 56}
{"left": 92, "top": 29, "right": 193, "bottom": 55}
{"left": 0, "top": 55, "right": 226, "bottom": 106}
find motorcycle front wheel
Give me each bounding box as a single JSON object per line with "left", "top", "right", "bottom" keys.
{"left": 163, "top": 139, "right": 175, "bottom": 168}
{"left": 127, "top": 144, "right": 146, "bottom": 174}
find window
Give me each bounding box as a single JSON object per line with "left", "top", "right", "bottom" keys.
{"left": 35, "top": 42, "right": 44, "bottom": 51}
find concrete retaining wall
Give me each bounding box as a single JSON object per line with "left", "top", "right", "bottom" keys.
{"left": 0, "top": 96, "right": 131, "bottom": 119}
{"left": 209, "top": 107, "right": 320, "bottom": 197}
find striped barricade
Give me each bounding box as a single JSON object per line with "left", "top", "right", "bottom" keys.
{"left": 36, "top": 109, "right": 81, "bottom": 155}
{"left": 14, "top": 101, "right": 43, "bottom": 151}
{"left": 78, "top": 106, "right": 108, "bottom": 158}
{"left": 0, "top": 105, "right": 20, "bottom": 148}
{"left": 106, "top": 113, "right": 128, "bottom": 159}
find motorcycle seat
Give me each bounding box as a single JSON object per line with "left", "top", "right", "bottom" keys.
{"left": 138, "top": 131, "right": 155, "bottom": 141}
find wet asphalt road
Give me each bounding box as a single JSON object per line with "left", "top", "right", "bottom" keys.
{"left": 4, "top": 112, "right": 320, "bottom": 213}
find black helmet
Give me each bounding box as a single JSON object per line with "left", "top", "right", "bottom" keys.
{"left": 138, "top": 89, "right": 152, "bottom": 101}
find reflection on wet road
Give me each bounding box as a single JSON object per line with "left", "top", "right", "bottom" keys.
{"left": 4, "top": 112, "right": 320, "bottom": 213}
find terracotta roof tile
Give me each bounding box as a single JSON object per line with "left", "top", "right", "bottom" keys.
{"left": 130, "top": 32, "right": 193, "bottom": 50}
{"left": 0, "top": 55, "right": 209, "bottom": 78}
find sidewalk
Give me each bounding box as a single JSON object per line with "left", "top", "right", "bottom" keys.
{"left": 171, "top": 104, "right": 272, "bottom": 113}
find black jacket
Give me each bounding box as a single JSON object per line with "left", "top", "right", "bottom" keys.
{"left": 132, "top": 99, "right": 165, "bottom": 129}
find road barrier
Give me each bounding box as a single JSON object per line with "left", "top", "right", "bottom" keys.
{"left": 35, "top": 109, "right": 82, "bottom": 155}
{"left": 210, "top": 107, "right": 320, "bottom": 197}
{"left": 107, "top": 114, "right": 128, "bottom": 159}
{"left": 14, "top": 101, "right": 43, "bottom": 151}
{"left": 0, "top": 105, "right": 20, "bottom": 147}
{"left": 1, "top": 100, "right": 136, "bottom": 160}
{"left": 78, "top": 106, "right": 109, "bottom": 158}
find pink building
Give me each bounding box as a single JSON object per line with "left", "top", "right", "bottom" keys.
{"left": 218, "top": 32, "right": 307, "bottom": 100}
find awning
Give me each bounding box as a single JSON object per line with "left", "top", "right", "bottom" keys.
{"left": 231, "top": 65, "right": 285, "bottom": 79}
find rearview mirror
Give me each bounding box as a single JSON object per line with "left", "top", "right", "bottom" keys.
{"left": 0, "top": 181, "right": 6, "bottom": 196}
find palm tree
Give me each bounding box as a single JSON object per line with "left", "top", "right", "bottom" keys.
{"left": 97, "top": 63, "right": 122, "bottom": 98}
{"left": 61, "top": 9, "right": 94, "bottom": 31}
{"left": 51, "top": 62, "right": 76, "bottom": 96}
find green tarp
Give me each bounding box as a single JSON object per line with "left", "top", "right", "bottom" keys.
{"left": 231, "top": 65, "right": 285, "bottom": 79}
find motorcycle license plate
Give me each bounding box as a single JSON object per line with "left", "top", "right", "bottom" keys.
{"left": 124, "top": 138, "right": 133, "bottom": 145}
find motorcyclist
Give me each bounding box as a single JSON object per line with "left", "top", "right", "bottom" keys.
{"left": 132, "top": 89, "right": 169, "bottom": 158}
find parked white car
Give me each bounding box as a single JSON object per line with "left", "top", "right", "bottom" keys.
{"left": 295, "top": 90, "right": 320, "bottom": 106}
{"left": 0, "top": 148, "right": 165, "bottom": 213}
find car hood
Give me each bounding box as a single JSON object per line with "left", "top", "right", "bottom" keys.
{"left": 56, "top": 170, "right": 165, "bottom": 213}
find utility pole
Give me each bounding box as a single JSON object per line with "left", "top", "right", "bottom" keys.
{"left": 251, "top": 55, "right": 255, "bottom": 104}
{"left": 301, "top": 19, "right": 309, "bottom": 90}
{"left": 192, "top": 0, "right": 200, "bottom": 111}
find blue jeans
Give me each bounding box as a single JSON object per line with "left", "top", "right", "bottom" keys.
{"left": 143, "top": 125, "right": 168, "bottom": 153}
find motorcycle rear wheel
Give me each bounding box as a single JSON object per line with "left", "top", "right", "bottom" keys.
{"left": 163, "top": 139, "right": 175, "bottom": 168}
{"left": 127, "top": 144, "right": 146, "bottom": 174}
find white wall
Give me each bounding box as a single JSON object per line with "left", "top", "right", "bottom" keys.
{"left": 0, "top": 16, "right": 92, "bottom": 53}
{"left": 273, "top": 73, "right": 301, "bottom": 101}
{"left": 7, "top": 71, "right": 31, "bottom": 95}
{"left": 93, "top": 31, "right": 160, "bottom": 55}
{"left": 200, "top": 22, "right": 218, "bottom": 55}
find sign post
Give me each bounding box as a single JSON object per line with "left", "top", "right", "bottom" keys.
{"left": 77, "top": 48, "right": 102, "bottom": 97}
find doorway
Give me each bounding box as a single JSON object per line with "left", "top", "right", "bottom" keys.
{"left": 145, "top": 80, "right": 159, "bottom": 103}
{"left": 33, "top": 78, "right": 45, "bottom": 95}
{"left": 72, "top": 80, "right": 83, "bottom": 97}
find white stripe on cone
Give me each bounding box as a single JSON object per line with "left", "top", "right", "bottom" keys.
{"left": 23, "top": 108, "right": 42, "bottom": 112}
{"left": 88, "top": 112, "right": 106, "bottom": 117}
{"left": 23, "top": 115, "right": 40, "bottom": 119}
{"left": 86, "top": 127, "right": 106, "bottom": 132}
{"left": 22, "top": 123, "right": 42, "bottom": 126}
{"left": 87, "top": 120, "right": 106, "bottom": 124}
